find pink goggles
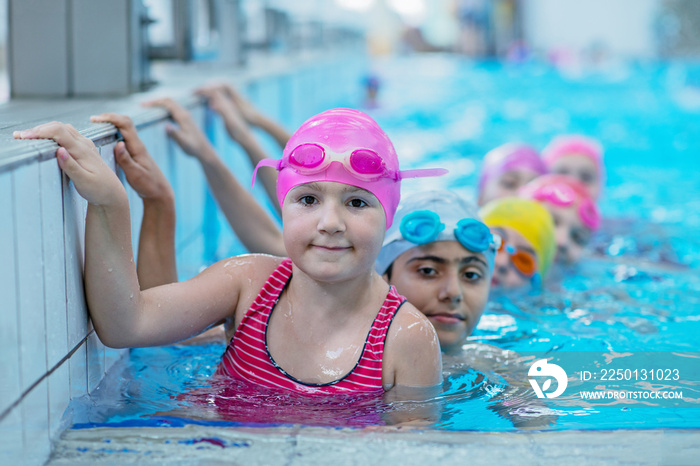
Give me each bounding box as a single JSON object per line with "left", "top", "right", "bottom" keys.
{"left": 252, "top": 142, "right": 447, "bottom": 185}
{"left": 530, "top": 183, "right": 601, "bottom": 230}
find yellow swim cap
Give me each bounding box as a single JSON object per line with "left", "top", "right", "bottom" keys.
{"left": 479, "top": 197, "right": 556, "bottom": 278}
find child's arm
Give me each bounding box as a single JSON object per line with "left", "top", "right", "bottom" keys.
{"left": 381, "top": 303, "right": 443, "bottom": 425}
{"left": 383, "top": 303, "right": 443, "bottom": 388}
{"left": 143, "top": 97, "right": 286, "bottom": 257}
{"left": 13, "top": 122, "right": 262, "bottom": 348}
{"left": 90, "top": 113, "right": 178, "bottom": 289}
{"left": 222, "top": 83, "right": 291, "bottom": 150}
{"left": 195, "top": 86, "right": 281, "bottom": 213}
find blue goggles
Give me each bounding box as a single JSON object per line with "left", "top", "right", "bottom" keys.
{"left": 399, "top": 210, "right": 499, "bottom": 253}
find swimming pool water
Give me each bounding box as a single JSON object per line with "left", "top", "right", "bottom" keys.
{"left": 63, "top": 55, "right": 700, "bottom": 435}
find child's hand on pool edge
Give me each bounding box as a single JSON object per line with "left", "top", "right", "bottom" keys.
{"left": 91, "top": 113, "right": 174, "bottom": 204}
{"left": 141, "top": 97, "right": 216, "bottom": 162}
{"left": 195, "top": 86, "right": 255, "bottom": 146}
{"left": 13, "top": 122, "right": 126, "bottom": 207}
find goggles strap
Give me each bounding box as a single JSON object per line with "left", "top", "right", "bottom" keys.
{"left": 399, "top": 168, "right": 449, "bottom": 179}
{"left": 578, "top": 200, "right": 601, "bottom": 230}
{"left": 252, "top": 158, "right": 282, "bottom": 188}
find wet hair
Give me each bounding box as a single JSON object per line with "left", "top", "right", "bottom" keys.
{"left": 384, "top": 263, "right": 394, "bottom": 281}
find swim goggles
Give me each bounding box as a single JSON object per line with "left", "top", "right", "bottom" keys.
{"left": 497, "top": 241, "right": 538, "bottom": 278}
{"left": 530, "top": 183, "right": 601, "bottom": 230}
{"left": 399, "top": 210, "right": 499, "bottom": 253}
{"left": 253, "top": 143, "right": 447, "bottom": 182}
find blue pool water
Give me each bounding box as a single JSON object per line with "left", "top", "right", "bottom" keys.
{"left": 66, "top": 56, "right": 700, "bottom": 433}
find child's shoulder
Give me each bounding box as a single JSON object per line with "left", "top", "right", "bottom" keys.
{"left": 383, "top": 300, "right": 442, "bottom": 388}
{"left": 208, "top": 253, "right": 287, "bottom": 279}
{"left": 395, "top": 300, "right": 435, "bottom": 325}
{"left": 203, "top": 253, "right": 288, "bottom": 303}
{"left": 389, "top": 301, "right": 439, "bottom": 347}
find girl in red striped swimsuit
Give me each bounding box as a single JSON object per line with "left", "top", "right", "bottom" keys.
{"left": 19, "top": 108, "right": 445, "bottom": 403}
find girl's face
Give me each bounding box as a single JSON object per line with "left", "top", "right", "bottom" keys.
{"left": 387, "top": 241, "right": 491, "bottom": 351}
{"left": 282, "top": 181, "right": 386, "bottom": 282}
{"left": 549, "top": 154, "right": 600, "bottom": 199}
{"left": 490, "top": 226, "right": 538, "bottom": 289}
{"left": 544, "top": 202, "right": 592, "bottom": 264}
{"left": 479, "top": 169, "right": 542, "bottom": 206}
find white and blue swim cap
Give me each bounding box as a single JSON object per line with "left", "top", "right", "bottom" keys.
{"left": 375, "top": 190, "right": 499, "bottom": 275}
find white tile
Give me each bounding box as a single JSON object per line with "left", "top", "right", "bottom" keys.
{"left": 174, "top": 146, "right": 204, "bottom": 236}
{"left": 197, "top": 111, "right": 226, "bottom": 264}
{"left": 68, "top": 342, "right": 87, "bottom": 401}
{"left": 0, "top": 171, "right": 21, "bottom": 415}
{"left": 201, "top": 110, "right": 226, "bottom": 158}
{"left": 173, "top": 144, "right": 206, "bottom": 278}
{"left": 139, "top": 123, "right": 168, "bottom": 168}
{"left": 104, "top": 346, "right": 127, "bottom": 373}
{"left": 86, "top": 331, "right": 105, "bottom": 393}
{"left": 99, "top": 140, "right": 118, "bottom": 174}
{"left": 128, "top": 184, "right": 144, "bottom": 257}
{"left": 0, "top": 402, "right": 24, "bottom": 465}
{"left": 14, "top": 163, "right": 48, "bottom": 391}
{"left": 194, "top": 108, "right": 232, "bottom": 263}
{"left": 222, "top": 126, "right": 280, "bottom": 247}
{"left": 20, "top": 378, "right": 50, "bottom": 466}
{"left": 141, "top": 122, "right": 176, "bottom": 188}
{"left": 201, "top": 187, "right": 221, "bottom": 262}
{"left": 40, "top": 160, "right": 68, "bottom": 369}
{"left": 222, "top": 126, "right": 253, "bottom": 177}
{"left": 63, "top": 172, "right": 89, "bottom": 349}
{"left": 200, "top": 110, "right": 272, "bottom": 259}
{"left": 47, "top": 362, "right": 70, "bottom": 442}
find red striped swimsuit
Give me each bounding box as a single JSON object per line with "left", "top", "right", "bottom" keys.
{"left": 216, "top": 258, "right": 405, "bottom": 394}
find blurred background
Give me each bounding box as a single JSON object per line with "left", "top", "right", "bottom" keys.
{"left": 3, "top": 5, "right": 700, "bottom": 465}
{"left": 1, "top": 0, "right": 699, "bottom": 102}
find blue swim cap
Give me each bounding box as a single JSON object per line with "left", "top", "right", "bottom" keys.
{"left": 376, "top": 190, "right": 498, "bottom": 275}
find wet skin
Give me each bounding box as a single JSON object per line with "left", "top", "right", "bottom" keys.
{"left": 281, "top": 181, "right": 386, "bottom": 284}
{"left": 549, "top": 154, "right": 600, "bottom": 199}
{"left": 272, "top": 181, "right": 389, "bottom": 381}
{"left": 387, "top": 241, "right": 491, "bottom": 352}
{"left": 490, "top": 226, "right": 538, "bottom": 289}
{"left": 479, "top": 168, "right": 543, "bottom": 206}
{"left": 544, "top": 202, "right": 592, "bottom": 264}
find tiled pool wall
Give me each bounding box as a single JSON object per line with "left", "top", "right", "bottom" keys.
{"left": 0, "top": 53, "right": 369, "bottom": 465}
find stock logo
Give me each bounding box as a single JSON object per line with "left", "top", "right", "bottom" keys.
{"left": 528, "top": 359, "right": 568, "bottom": 398}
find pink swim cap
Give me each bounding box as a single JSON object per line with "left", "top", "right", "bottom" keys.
{"left": 478, "top": 143, "right": 547, "bottom": 192}
{"left": 518, "top": 174, "right": 601, "bottom": 230}
{"left": 542, "top": 135, "right": 605, "bottom": 191}
{"left": 253, "top": 108, "right": 447, "bottom": 228}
